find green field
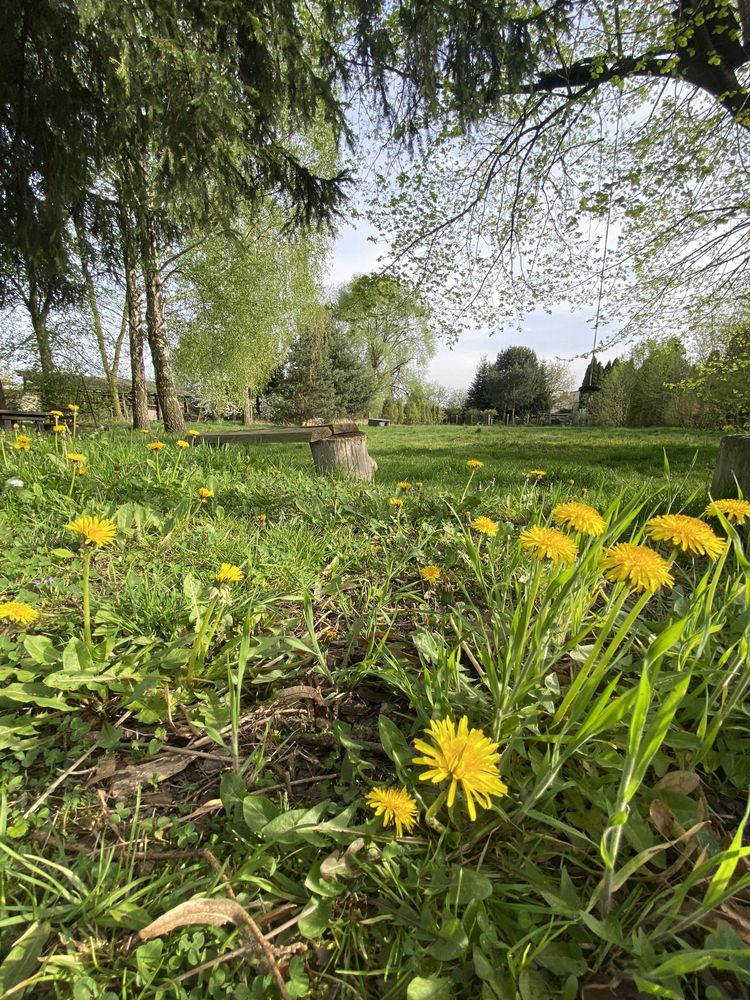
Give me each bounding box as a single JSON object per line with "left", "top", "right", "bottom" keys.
{"left": 1, "top": 423, "right": 748, "bottom": 1000}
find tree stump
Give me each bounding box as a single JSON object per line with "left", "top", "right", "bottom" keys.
{"left": 309, "top": 432, "right": 377, "bottom": 481}
{"left": 711, "top": 434, "right": 750, "bottom": 499}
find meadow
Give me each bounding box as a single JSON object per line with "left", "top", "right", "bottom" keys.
{"left": 1, "top": 421, "right": 749, "bottom": 1000}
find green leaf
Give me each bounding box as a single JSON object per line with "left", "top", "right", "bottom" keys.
{"left": 298, "top": 899, "right": 332, "bottom": 939}
{"left": 23, "top": 635, "right": 57, "bottom": 664}
{"left": 446, "top": 868, "right": 493, "bottom": 906}
{"left": 406, "top": 976, "right": 452, "bottom": 1000}
{"left": 0, "top": 920, "right": 51, "bottom": 998}
{"left": 242, "top": 795, "right": 279, "bottom": 833}
{"left": 427, "top": 916, "right": 468, "bottom": 960}
{"left": 378, "top": 714, "right": 413, "bottom": 772}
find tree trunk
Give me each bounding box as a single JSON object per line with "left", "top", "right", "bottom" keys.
{"left": 121, "top": 209, "right": 150, "bottom": 431}
{"left": 75, "top": 211, "right": 125, "bottom": 421}
{"left": 711, "top": 434, "right": 750, "bottom": 499}
{"left": 139, "top": 209, "right": 184, "bottom": 433}
{"left": 310, "top": 432, "right": 377, "bottom": 482}
{"left": 242, "top": 388, "right": 253, "bottom": 425}
{"left": 27, "top": 286, "right": 54, "bottom": 380}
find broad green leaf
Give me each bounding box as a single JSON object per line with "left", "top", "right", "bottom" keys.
{"left": 406, "top": 976, "right": 452, "bottom": 1000}
{"left": 378, "top": 714, "right": 413, "bottom": 772}
{"left": 298, "top": 899, "right": 332, "bottom": 939}
{"left": 0, "top": 920, "right": 51, "bottom": 998}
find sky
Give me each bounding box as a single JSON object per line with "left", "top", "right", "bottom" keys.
{"left": 329, "top": 219, "right": 618, "bottom": 394}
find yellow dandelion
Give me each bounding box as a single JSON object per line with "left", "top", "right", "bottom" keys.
{"left": 601, "top": 543, "right": 674, "bottom": 592}
{"left": 704, "top": 499, "right": 750, "bottom": 526}
{"left": 0, "top": 601, "right": 39, "bottom": 626}
{"left": 256, "top": 513, "right": 267, "bottom": 523}
{"left": 187, "top": 429, "right": 201, "bottom": 437}
{"left": 12, "top": 422, "right": 21, "bottom": 430}
{"left": 389, "top": 497, "right": 404, "bottom": 508}
{"left": 78, "top": 466, "right": 87, "bottom": 476}
{"left": 66, "top": 515, "right": 117, "bottom": 547}
{"left": 420, "top": 564, "right": 441, "bottom": 583}
{"left": 645, "top": 514, "right": 725, "bottom": 560}
{"left": 139, "top": 428, "right": 151, "bottom": 434}
{"left": 397, "top": 481, "right": 412, "bottom": 490}
{"left": 467, "top": 459, "right": 484, "bottom": 469}
{"left": 215, "top": 563, "right": 244, "bottom": 584}
{"left": 148, "top": 441, "right": 166, "bottom": 451}
{"left": 176, "top": 439, "right": 190, "bottom": 449}
{"left": 66, "top": 452, "right": 86, "bottom": 463}
{"left": 13, "top": 435, "right": 31, "bottom": 450}
{"left": 524, "top": 469, "right": 546, "bottom": 479}
{"left": 198, "top": 487, "right": 214, "bottom": 499}
{"left": 551, "top": 502, "right": 606, "bottom": 537}
{"left": 51, "top": 424, "right": 67, "bottom": 434}
{"left": 471, "top": 515, "right": 498, "bottom": 537}
{"left": 519, "top": 526, "right": 578, "bottom": 565}
{"left": 67, "top": 403, "right": 80, "bottom": 413}
{"left": 414, "top": 716, "right": 508, "bottom": 821}
{"left": 50, "top": 410, "right": 64, "bottom": 418}
{"left": 415, "top": 482, "right": 424, "bottom": 489}
{"left": 365, "top": 786, "right": 418, "bottom": 837}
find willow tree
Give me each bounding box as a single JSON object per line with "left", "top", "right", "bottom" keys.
{"left": 173, "top": 206, "right": 328, "bottom": 421}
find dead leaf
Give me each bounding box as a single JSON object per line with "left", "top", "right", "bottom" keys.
{"left": 87, "top": 755, "right": 118, "bottom": 786}
{"left": 109, "top": 754, "right": 190, "bottom": 801}
{"left": 275, "top": 686, "right": 324, "bottom": 707}
{"left": 654, "top": 771, "right": 701, "bottom": 796}
{"left": 649, "top": 799, "right": 677, "bottom": 838}
{"left": 139, "top": 897, "right": 253, "bottom": 940}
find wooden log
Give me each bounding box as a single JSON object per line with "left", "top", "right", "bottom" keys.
{"left": 309, "top": 432, "right": 377, "bottom": 481}
{"left": 711, "top": 434, "right": 750, "bottom": 499}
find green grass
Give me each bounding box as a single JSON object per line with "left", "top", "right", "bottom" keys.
{"left": 1, "top": 422, "right": 748, "bottom": 1000}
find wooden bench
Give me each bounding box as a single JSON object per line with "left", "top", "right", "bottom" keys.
{"left": 0, "top": 409, "right": 55, "bottom": 433}
{"left": 368, "top": 417, "right": 390, "bottom": 427}
{"left": 200, "top": 420, "right": 377, "bottom": 481}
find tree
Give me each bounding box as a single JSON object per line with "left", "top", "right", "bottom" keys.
{"left": 368, "top": 1, "right": 750, "bottom": 344}
{"left": 334, "top": 274, "right": 435, "bottom": 406}
{"left": 174, "top": 207, "right": 327, "bottom": 422}
{"left": 269, "top": 309, "right": 376, "bottom": 424}
{"left": 489, "top": 347, "right": 550, "bottom": 422}
{"left": 466, "top": 357, "right": 494, "bottom": 410}
{"left": 543, "top": 360, "right": 575, "bottom": 407}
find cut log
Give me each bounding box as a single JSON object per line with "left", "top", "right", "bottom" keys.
{"left": 309, "top": 432, "right": 377, "bottom": 481}
{"left": 711, "top": 434, "right": 750, "bottom": 499}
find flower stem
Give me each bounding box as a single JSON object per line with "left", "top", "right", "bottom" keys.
{"left": 82, "top": 549, "right": 93, "bottom": 649}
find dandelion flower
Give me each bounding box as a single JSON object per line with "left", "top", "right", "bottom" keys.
{"left": 256, "top": 513, "right": 267, "bottom": 523}
{"left": 524, "top": 469, "right": 546, "bottom": 479}
{"left": 467, "top": 459, "right": 484, "bottom": 469}
{"left": 78, "top": 467, "right": 87, "bottom": 476}
{"left": 66, "top": 452, "right": 86, "bottom": 463}
{"left": 414, "top": 716, "right": 508, "bottom": 821}
{"left": 50, "top": 410, "right": 64, "bottom": 418}
{"left": 12, "top": 422, "right": 21, "bottom": 430}
{"left": 704, "top": 499, "right": 750, "bottom": 526}
{"left": 139, "top": 428, "right": 151, "bottom": 434}
{"left": 420, "top": 564, "right": 441, "bottom": 583}
{"left": 66, "top": 515, "right": 117, "bottom": 546}
{"left": 198, "top": 487, "right": 214, "bottom": 499}
{"left": 13, "top": 435, "right": 31, "bottom": 450}
{"left": 645, "top": 514, "right": 725, "bottom": 559}
{"left": 215, "top": 563, "right": 244, "bottom": 584}
{"left": 176, "top": 439, "right": 190, "bottom": 449}
{"left": 0, "top": 601, "right": 39, "bottom": 625}
{"left": 67, "top": 403, "right": 80, "bottom": 413}
{"left": 51, "top": 424, "right": 67, "bottom": 434}
{"left": 519, "top": 526, "right": 578, "bottom": 565}
{"left": 187, "top": 429, "right": 201, "bottom": 437}
{"left": 552, "top": 502, "right": 606, "bottom": 537}
{"left": 397, "top": 481, "right": 412, "bottom": 490}
{"left": 601, "top": 543, "right": 674, "bottom": 592}
{"left": 389, "top": 497, "right": 404, "bottom": 508}
{"left": 148, "top": 441, "right": 166, "bottom": 451}
{"left": 415, "top": 482, "right": 424, "bottom": 489}
{"left": 365, "top": 786, "right": 418, "bottom": 836}
{"left": 471, "top": 515, "right": 498, "bottom": 537}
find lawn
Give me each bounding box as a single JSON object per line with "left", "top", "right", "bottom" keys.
{"left": 1, "top": 422, "right": 748, "bottom": 1000}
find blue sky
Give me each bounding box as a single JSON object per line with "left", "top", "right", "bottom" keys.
{"left": 329, "top": 220, "right": 618, "bottom": 392}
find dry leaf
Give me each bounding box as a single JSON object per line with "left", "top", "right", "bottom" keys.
{"left": 654, "top": 771, "right": 701, "bottom": 796}
{"left": 649, "top": 799, "right": 677, "bottom": 838}
{"left": 109, "top": 754, "right": 190, "bottom": 801}
{"left": 139, "top": 897, "right": 252, "bottom": 940}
